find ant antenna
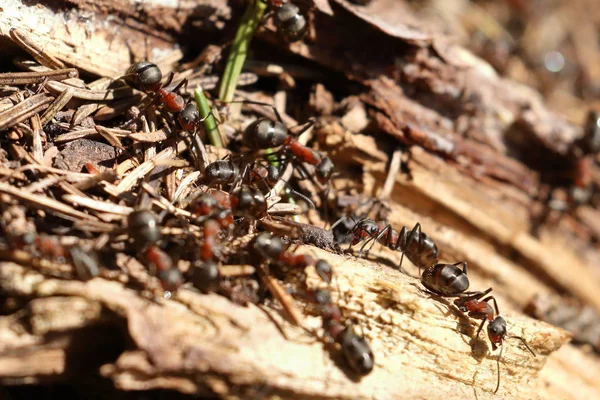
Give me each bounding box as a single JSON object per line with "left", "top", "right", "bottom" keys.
{"left": 506, "top": 335, "right": 536, "bottom": 356}
{"left": 494, "top": 344, "right": 503, "bottom": 394}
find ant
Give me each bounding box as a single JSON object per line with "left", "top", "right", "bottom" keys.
{"left": 123, "top": 62, "right": 205, "bottom": 133}
{"left": 263, "top": 0, "right": 308, "bottom": 43}
{"left": 240, "top": 101, "right": 335, "bottom": 187}
{"left": 250, "top": 232, "right": 313, "bottom": 270}
{"left": 348, "top": 219, "right": 439, "bottom": 272}
{"left": 127, "top": 210, "right": 161, "bottom": 251}
{"left": 190, "top": 190, "right": 234, "bottom": 229}
{"left": 190, "top": 259, "right": 220, "bottom": 293}
{"left": 301, "top": 282, "right": 374, "bottom": 375}
{"left": 454, "top": 288, "right": 536, "bottom": 393}
{"left": 11, "top": 233, "right": 100, "bottom": 281}
{"left": 124, "top": 62, "right": 186, "bottom": 113}
{"left": 144, "top": 245, "right": 184, "bottom": 293}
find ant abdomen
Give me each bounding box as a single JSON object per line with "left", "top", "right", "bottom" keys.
{"left": 340, "top": 327, "right": 375, "bottom": 375}
{"left": 125, "top": 61, "right": 163, "bottom": 92}
{"left": 273, "top": 2, "right": 308, "bottom": 43}
{"left": 243, "top": 118, "right": 288, "bottom": 149}
{"left": 421, "top": 262, "right": 469, "bottom": 296}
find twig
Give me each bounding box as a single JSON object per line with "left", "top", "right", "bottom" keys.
{"left": 379, "top": 148, "right": 403, "bottom": 201}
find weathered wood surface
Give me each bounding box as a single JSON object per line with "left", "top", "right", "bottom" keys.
{"left": 0, "top": 248, "right": 576, "bottom": 399}
{"left": 0, "top": 0, "right": 599, "bottom": 399}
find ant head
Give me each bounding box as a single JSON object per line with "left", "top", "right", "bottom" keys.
{"left": 128, "top": 210, "right": 161, "bottom": 249}
{"left": 191, "top": 260, "right": 220, "bottom": 292}
{"left": 487, "top": 316, "right": 507, "bottom": 351}
{"left": 234, "top": 185, "right": 267, "bottom": 217}
{"left": 243, "top": 118, "right": 288, "bottom": 150}
{"left": 253, "top": 232, "right": 286, "bottom": 261}
{"left": 125, "top": 62, "right": 163, "bottom": 92}
{"left": 178, "top": 103, "right": 200, "bottom": 131}
{"left": 315, "top": 259, "right": 333, "bottom": 284}
{"left": 340, "top": 326, "right": 375, "bottom": 376}
{"left": 158, "top": 267, "right": 184, "bottom": 292}
{"left": 316, "top": 157, "right": 334, "bottom": 185}
{"left": 312, "top": 288, "right": 331, "bottom": 305}
{"left": 358, "top": 219, "right": 379, "bottom": 236}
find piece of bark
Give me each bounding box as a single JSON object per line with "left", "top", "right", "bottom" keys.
{"left": 0, "top": 248, "right": 578, "bottom": 399}
{"left": 0, "top": 0, "right": 230, "bottom": 77}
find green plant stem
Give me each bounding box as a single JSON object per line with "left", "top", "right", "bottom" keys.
{"left": 194, "top": 87, "right": 223, "bottom": 148}
{"left": 219, "top": 0, "right": 267, "bottom": 102}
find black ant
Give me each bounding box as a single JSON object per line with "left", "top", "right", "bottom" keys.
{"left": 263, "top": 0, "right": 308, "bottom": 43}
{"left": 348, "top": 219, "right": 439, "bottom": 272}
{"left": 124, "top": 62, "right": 186, "bottom": 113}
{"left": 454, "top": 289, "right": 536, "bottom": 393}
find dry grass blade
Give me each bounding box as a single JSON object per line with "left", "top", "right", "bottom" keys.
{"left": 256, "top": 264, "right": 304, "bottom": 327}
{"left": 129, "top": 130, "right": 169, "bottom": 142}
{"left": 9, "top": 28, "right": 65, "bottom": 69}
{"left": 45, "top": 81, "right": 135, "bottom": 101}
{"left": 0, "top": 182, "right": 97, "bottom": 221}
{"left": 62, "top": 194, "right": 133, "bottom": 216}
{"left": 0, "top": 69, "right": 78, "bottom": 85}
{"left": 0, "top": 94, "right": 53, "bottom": 130}
{"left": 39, "top": 87, "right": 75, "bottom": 126}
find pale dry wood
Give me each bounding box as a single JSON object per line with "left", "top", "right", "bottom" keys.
{"left": 0, "top": 244, "right": 577, "bottom": 399}
{"left": 0, "top": 0, "right": 193, "bottom": 77}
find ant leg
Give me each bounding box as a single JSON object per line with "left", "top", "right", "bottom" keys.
{"left": 506, "top": 335, "right": 536, "bottom": 356}
{"left": 452, "top": 261, "right": 468, "bottom": 275}
{"left": 361, "top": 224, "right": 392, "bottom": 257}
{"left": 170, "top": 77, "right": 188, "bottom": 93}
{"left": 293, "top": 118, "right": 316, "bottom": 136}
{"left": 397, "top": 226, "right": 409, "bottom": 272}
{"left": 163, "top": 71, "right": 175, "bottom": 88}
{"left": 482, "top": 295, "right": 500, "bottom": 317}
{"left": 475, "top": 318, "right": 487, "bottom": 340}
{"left": 227, "top": 99, "right": 285, "bottom": 124}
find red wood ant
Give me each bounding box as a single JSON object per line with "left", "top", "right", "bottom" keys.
{"left": 144, "top": 245, "right": 184, "bottom": 293}
{"left": 240, "top": 101, "right": 335, "bottom": 186}
{"left": 123, "top": 62, "right": 205, "bottom": 133}
{"left": 190, "top": 260, "right": 220, "bottom": 293}
{"left": 124, "top": 62, "right": 186, "bottom": 112}
{"left": 454, "top": 288, "right": 536, "bottom": 393}
{"left": 305, "top": 287, "right": 375, "bottom": 375}
{"left": 263, "top": 0, "right": 308, "bottom": 43}
{"left": 349, "top": 219, "right": 439, "bottom": 272}
{"left": 127, "top": 210, "right": 161, "bottom": 250}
